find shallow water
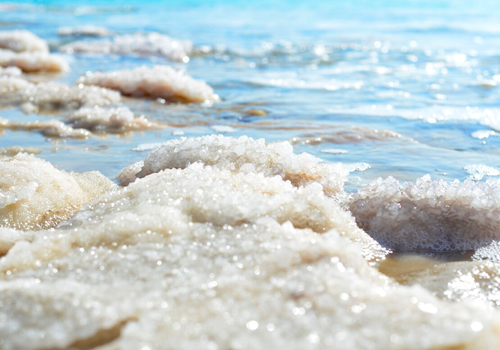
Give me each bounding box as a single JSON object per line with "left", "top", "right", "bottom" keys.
{"left": 3, "top": 1, "right": 500, "bottom": 349}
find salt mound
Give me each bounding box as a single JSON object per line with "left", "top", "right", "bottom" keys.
{"left": 349, "top": 175, "right": 500, "bottom": 252}
{"left": 0, "top": 30, "right": 48, "bottom": 53}
{"left": 61, "top": 32, "right": 192, "bottom": 62}
{"left": 0, "top": 153, "right": 114, "bottom": 230}
{"left": 0, "top": 77, "right": 121, "bottom": 111}
{"left": 0, "top": 117, "right": 91, "bottom": 138}
{"left": 58, "top": 25, "right": 113, "bottom": 37}
{"left": 78, "top": 65, "right": 219, "bottom": 103}
{"left": 134, "top": 135, "right": 349, "bottom": 195}
{"left": 67, "top": 107, "right": 163, "bottom": 133}
{"left": 0, "top": 49, "right": 68, "bottom": 73}
{"left": 0, "top": 66, "right": 21, "bottom": 76}
{"left": 0, "top": 164, "right": 498, "bottom": 349}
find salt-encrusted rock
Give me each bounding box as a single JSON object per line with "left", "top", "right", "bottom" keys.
{"left": 58, "top": 25, "right": 113, "bottom": 37}
{"left": 78, "top": 65, "right": 218, "bottom": 103}
{"left": 134, "top": 135, "right": 349, "bottom": 195}
{"left": 0, "top": 153, "right": 114, "bottom": 231}
{"left": 0, "top": 49, "right": 68, "bottom": 72}
{"left": 61, "top": 32, "right": 192, "bottom": 62}
{"left": 0, "top": 164, "right": 498, "bottom": 350}
{"left": 117, "top": 161, "right": 144, "bottom": 185}
{"left": 0, "top": 30, "right": 48, "bottom": 53}
{"left": 67, "top": 107, "right": 163, "bottom": 133}
{"left": 0, "top": 117, "right": 91, "bottom": 138}
{"left": 349, "top": 175, "right": 500, "bottom": 252}
{"left": 0, "top": 77, "right": 120, "bottom": 111}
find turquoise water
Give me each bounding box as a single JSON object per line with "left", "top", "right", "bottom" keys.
{"left": 2, "top": 0, "right": 500, "bottom": 190}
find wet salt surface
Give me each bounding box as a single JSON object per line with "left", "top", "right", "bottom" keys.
{"left": 3, "top": 0, "right": 500, "bottom": 349}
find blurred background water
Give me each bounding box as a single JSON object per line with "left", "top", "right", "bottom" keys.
{"left": 2, "top": 0, "right": 500, "bottom": 191}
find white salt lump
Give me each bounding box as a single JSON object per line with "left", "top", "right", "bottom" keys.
{"left": 0, "top": 49, "right": 68, "bottom": 72}
{"left": 0, "top": 117, "right": 91, "bottom": 138}
{"left": 349, "top": 175, "right": 500, "bottom": 252}
{"left": 0, "top": 66, "right": 21, "bottom": 76}
{"left": 78, "top": 65, "right": 219, "bottom": 103}
{"left": 61, "top": 32, "right": 192, "bottom": 62}
{"left": 134, "top": 135, "right": 349, "bottom": 195}
{"left": 67, "top": 107, "right": 164, "bottom": 133}
{"left": 0, "top": 153, "right": 114, "bottom": 231}
{"left": 0, "top": 164, "right": 499, "bottom": 349}
{"left": 0, "top": 77, "right": 120, "bottom": 111}
{"left": 0, "top": 30, "right": 49, "bottom": 53}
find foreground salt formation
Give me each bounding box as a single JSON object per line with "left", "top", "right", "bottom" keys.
{"left": 0, "top": 49, "right": 68, "bottom": 72}
{"left": 0, "top": 30, "right": 48, "bottom": 53}
{"left": 129, "top": 135, "right": 349, "bottom": 195}
{"left": 58, "top": 25, "right": 113, "bottom": 37}
{"left": 349, "top": 175, "right": 500, "bottom": 252}
{"left": 0, "top": 66, "right": 21, "bottom": 76}
{"left": 2, "top": 161, "right": 500, "bottom": 349}
{"left": 67, "top": 106, "right": 164, "bottom": 133}
{"left": 60, "top": 32, "right": 192, "bottom": 61}
{"left": 0, "top": 153, "right": 114, "bottom": 231}
{"left": 0, "top": 77, "right": 120, "bottom": 112}
{"left": 78, "top": 65, "right": 219, "bottom": 103}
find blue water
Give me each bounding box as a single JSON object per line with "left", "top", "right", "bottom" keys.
{"left": 2, "top": 0, "right": 500, "bottom": 190}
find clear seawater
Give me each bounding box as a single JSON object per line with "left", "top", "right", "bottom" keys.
{"left": 2, "top": 0, "right": 500, "bottom": 191}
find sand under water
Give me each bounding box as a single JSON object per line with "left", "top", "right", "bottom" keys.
{"left": 3, "top": 1, "right": 500, "bottom": 349}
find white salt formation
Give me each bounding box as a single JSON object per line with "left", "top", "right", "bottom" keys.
{"left": 58, "top": 25, "right": 113, "bottom": 37}
{"left": 0, "top": 146, "right": 41, "bottom": 156}
{"left": 0, "top": 66, "right": 21, "bottom": 76}
{"left": 349, "top": 175, "right": 500, "bottom": 252}
{"left": 67, "top": 107, "right": 164, "bottom": 133}
{"left": 0, "top": 163, "right": 499, "bottom": 349}
{"left": 0, "top": 77, "right": 121, "bottom": 111}
{"left": 0, "top": 153, "right": 114, "bottom": 231}
{"left": 78, "top": 65, "right": 219, "bottom": 103}
{"left": 61, "top": 32, "right": 192, "bottom": 61}
{"left": 117, "top": 161, "right": 143, "bottom": 185}
{"left": 464, "top": 164, "right": 500, "bottom": 181}
{"left": 134, "top": 135, "right": 349, "bottom": 195}
{"left": 0, "top": 49, "right": 68, "bottom": 72}
{"left": 0, "top": 30, "right": 49, "bottom": 53}
{"left": 0, "top": 117, "right": 91, "bottom": 138}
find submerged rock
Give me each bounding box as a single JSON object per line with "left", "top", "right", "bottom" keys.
{"left": 78, "top": 65, "right": 219, "bottom": 103}
{"left": 61, "top": 32, "right": 192, "bottom": 61}
{"left": 349, "top": 175, "right": 500, "bottom": 252}
{"left": 0, "top": 162, "right": 498, "bottom": 349}
{"left": 0, "top": 153, "right": 114, "bottom": 231}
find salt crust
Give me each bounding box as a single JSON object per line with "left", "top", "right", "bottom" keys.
{"left": 0, "top": 30, "right": 48, "bottom": 53}
{"left": 68, "top": 107, "right": 164, "bottom": 133}
{"left": 0, "top": 153, "right": 114, "bottom": 231}
{"left": 0, "top": 163, "right": 499, "bottom": 349}
{"left": 464, "top": 164, "right": 500, "bottom": 181}
{"left": 0, "top": 66, "right": 21, "bottom": 76}
{"left": 58, "top": 25, "right": 113, "bottom": 37}
{"left": 0, "top": 77, "right": 121, "bottom": 111}
{"left": 134, "top": 135, "right": 349, "bottom": 195}
{"left": 117, "top": 161, "right": 144, "bottom": 186}
{"left": 0, "top": 146, "right": 41, "bottom": 156}
{"left": 0, "top": 49, "right": 68, "bottom": 73}
{"left": 349, "top": 175, "right": 500, "bottom": 252}
{"left": 78, "top": 65, "right": 219, "bottom": 103}
{"left": 60, "top": 33, "right": 192, "bottom": 62}
{"left": 0, "top": 117, "right": 91, "bottom": 138}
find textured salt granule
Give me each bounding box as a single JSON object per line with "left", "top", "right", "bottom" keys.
{"left": 61, "top": 32, "right": 192, "bottom": 62}
{"left": 133, "top": 135, "right": 350, "bottom": 195}
{"left": 0, "top": 77, "right": 120, "bottom": 111}
{"left": 0, "top": 117, "right": 91, "bottom": 138}
{"left": 0, "top": 153, "right": 114, "bottom": 231}
{"left": 0, "top": 49, "right": 68, "bottom": 72}
{"left": 67, "top": 107, "right": 163, "bottom": 133}
{"left": 58, "top": 25, "right": 113, "bottom": 37}
{"left": 349, "top": 174, "right": 500, "bottom": 252}
{"left": 0, "top": 163, "right": 499, "bottom": 350}
{"left": 78, "top": 65, "right": 219, "bottom": 103}
{"left": 0, "top": 30, "right": 48, "bottom": 53}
